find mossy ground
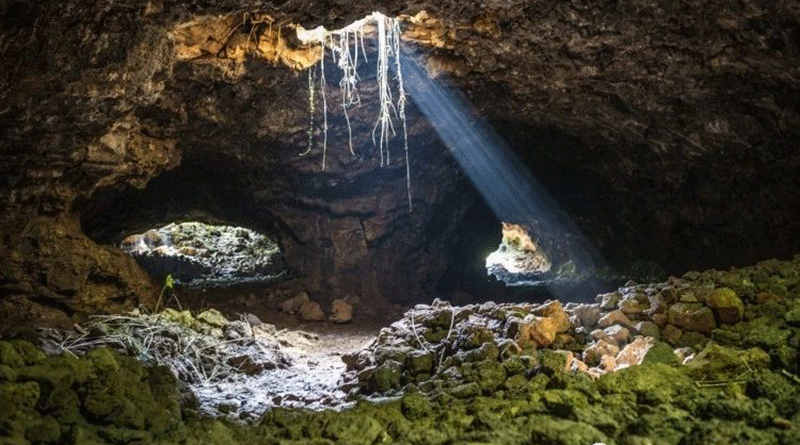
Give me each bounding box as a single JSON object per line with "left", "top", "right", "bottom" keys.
{"left": 2, "top": 255, "right": 800, "bottom": 444}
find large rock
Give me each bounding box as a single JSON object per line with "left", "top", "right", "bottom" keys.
{"left": 705, "top": 287, "right": 744, "bottom": 324}
{"left": 329, "top": 298, "right": 353, "bottom": 324}
{"left": 667, "top": 302, "right": 717, "bottom": 334}
{"left": 299, "top": 301, "right": 325, "bottom": 322}
{"left": 280, "top": 292, "right": 310, "bottom": 314}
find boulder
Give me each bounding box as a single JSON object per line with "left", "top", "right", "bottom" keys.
{"left": 299, "top": 301, "right": 325, "bottom": 322}
{"left": 705, "top": 287, "right": 744, "bottom": 324}
{"left": 329, "top": 298, "right": 353, "bottom": 323}
{"left": 280, "top": 292, "right": 309, "bottom": 314}
{"left": 518, "top": 316, "right": 558, "bottom": 348}
{"left": 667, "top": 302, "right": 717, "bottom": 333}
{"left": 597, "top": 310, "right": 633, "bottom": 328}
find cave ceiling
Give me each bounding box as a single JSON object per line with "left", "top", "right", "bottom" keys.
{"left": 1, "top": 0, "right": 799, "bottom": 325}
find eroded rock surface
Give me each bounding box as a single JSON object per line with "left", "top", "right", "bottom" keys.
{"left": 1, "top": 0, "right": 799, "bottom": 327}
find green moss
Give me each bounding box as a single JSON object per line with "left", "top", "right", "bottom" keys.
{"left": 597, "top": 362, "right": 698, "bottom": 407}
{"left": 625, "top": 404, "right": 694, "bottom": 445}
{"left": 683, "top": 343, "right": 769, "bottom": 381}
{"left": 0, "top": 341, "right": 44, "bottom": 368}
{"left": 680, "top": 419, "right": 777, "bottom": 445}
{"left": 401, "top": 391, "right": 431, "bottom": 420}
{"left": 642, "top": 341, "right": 679, "bottom": 365}
{"left": 528, "top": 415, "right": 609, "bottom": 445}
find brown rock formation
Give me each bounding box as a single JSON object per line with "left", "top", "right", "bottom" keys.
{"left": 1, "top": 0, "right": 799, "bottom": 327}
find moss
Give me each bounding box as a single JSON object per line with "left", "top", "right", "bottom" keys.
{"left": 23, "top": 415, "right": 61, "bottom": 444}
{"left": 683, "top": 343, "right": 769, "bottom": 381}
{"left": 679, "top": 419, "right": 777, "bottom": 445}
{"left": 0, "top": 341, "right": 44, "bottom": 368}
{"left": 597, "top": 362, "right": 698, "bottom": 407}
{"left": 527, "top": 415, "right": 609, "bottom": 445}
{"left": 368, "top": 360, "right": 402, "bottom": 393}
{"left": 746, "top": 369, "right": 800, "bottom": 418}
{"left": 624, "top": 404, "right": 694, "bottom": 445}
{"left": 401, "top": 391, "right": 431, "bottom": 420}
{"left": 541, "top": 389, "right": 588, "bottom": 419}
{"left": 642, "top": 341, "right": 679, "bottom": 365}
{"left": 697, "top": 397, "right": 777, "bottom": 428}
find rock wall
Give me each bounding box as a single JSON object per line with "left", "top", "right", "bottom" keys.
{"left": 1, "top": 0, "right": 799, "bottom": 326}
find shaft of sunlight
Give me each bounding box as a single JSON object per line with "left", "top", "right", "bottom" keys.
{"left": 398, "top": 52, "right": 603, "bottom": 278}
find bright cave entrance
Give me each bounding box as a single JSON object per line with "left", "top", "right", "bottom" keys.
{"left": 120, "top": 222, "right": 286, "bottom": 289}
{"left": 486, "top": 222, "right": 552, "bottom": 285}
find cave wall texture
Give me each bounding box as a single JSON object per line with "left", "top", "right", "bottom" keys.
{"left": 1, "top": 0, "right": 799, "bottom": 327}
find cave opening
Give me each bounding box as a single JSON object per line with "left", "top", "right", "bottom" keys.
{"left": 485, "top": 222, "right": 552, "bottom": 285}
{"left": 119, "top": 221, "right": 286, "bottom": 289}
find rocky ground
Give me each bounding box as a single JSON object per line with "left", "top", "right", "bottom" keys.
{"left": 2, "top": 255, "right": 800, "bottom": 444}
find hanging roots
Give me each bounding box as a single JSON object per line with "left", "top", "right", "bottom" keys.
{"left": 298, "top": 12, "right": 412, "bottom": 210}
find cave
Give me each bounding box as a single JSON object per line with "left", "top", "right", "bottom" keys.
{"left": 1, "top": 1, "right": 800, "bottom": 444}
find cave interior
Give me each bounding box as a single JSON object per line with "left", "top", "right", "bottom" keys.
{"left": 1, "top": 0, "right": 800, "bottom": 443}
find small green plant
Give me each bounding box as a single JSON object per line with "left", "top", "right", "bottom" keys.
{"left": 154, "top": 274, "right": 174, "bottom": 313}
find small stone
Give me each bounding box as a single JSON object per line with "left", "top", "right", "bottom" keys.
{"left": 143, "top": 229, "right": 164, "bottom": 246}
{"left": 679, "top": 291, "right": 699, "bottom": 303}
{"left": 659, "top": 287, "right": 679, "bottom": 304}
{"left": 196, "top": 308, "right": 229, "bottom": 327}
{"left": 615, "top": 336, "right": 654, "bottom": 369}
{"left": 572, "top": 304, "right": 601, "bottom": 328}
{"left": 583, "top": 340, "right": 620, "bottom": 367}
{"left": 597, "top": 310, "right": 633, "bottom": 328}
{"left": 299, "top": 301, "right": 325, "bottom": 322}
{"left": 642, "top": 341, "right": 679, "bottom": 365}
{"left": 152, "top": 245, "right": 172, "bottom": 256}
{"left": 535, "top": 301, "right": 572, "bottom": 333}
{"left": 406, "top": 350, "right": 435, "bottom": 375}
{"left": 651, "top": 313, "right": 668, "bottom": 327}
{"left": 245, "top": 313, "right": 263, "bottom": 327}
{"left": 662, "top": 324, "right": 683, "bottom": 345}
{"left": 451, "top": 382, "right": 480, "bottom": 399}
{"left": 519, "top": 316, "right": 558, "bottom": 348}
{"left": 121, "top": 234, "right": 144, "bottom": 248}
{"left": 668, "top": 302, "right": 716, "bottom": 333}
{"left": 619, "top": 298, "right": 649, "bottom": 315}
{"left": 604, "top": 325, "right": 631, "bottom": 345}
{"left": 634, "top": 321, "right": 661, "bottom": 340}
{"left": 329, "top": 298, "right": 353, "bottom": 323}
{"left": 279, "top": 292, "right": 309, "bottom": 314}
{"left": 252, "top": 323, "right": 277, "bottom": 337}
{"left": 705, "top": 287, "right": 744, "bottom": 324}
{"left": 178, "top": 246, "right": 197, "bottom": 256}
{"left": 570, "top": 358, "right": 589, "bottom": 373}
{"left": 590, "top": 328, "right": 617, "bottom": 346}
{"left": 599, "top": 354, "right": 616, "bottom": 371}
{"left": 645, "top": 294, "right": 667, "bottom": 317}
{"left": 597, "top": 292, "right": 621, "bottom": 310}
{"left": 368, "top": 360, "right": 402, "bottom": 393}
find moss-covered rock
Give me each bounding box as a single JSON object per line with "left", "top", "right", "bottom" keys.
{"left": 679, "top": 419, "right": 777, "bottom": 445}
{"left": 705, "top": 287, "right": 744, "bottom": 324}
{"left": 683, "top": 342, "right": 769, "bottom": 381}
{"left": 528, "top": 415, "right": 610, "bottom": 445}
{"left": 367, "top": 360, "right": 402, "bottom": 393}
{"left": 642, "top": 341, "right": 679, "bottom": 365}
{"left": 597, "top": 362, "right": 698, "bottom": 407}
